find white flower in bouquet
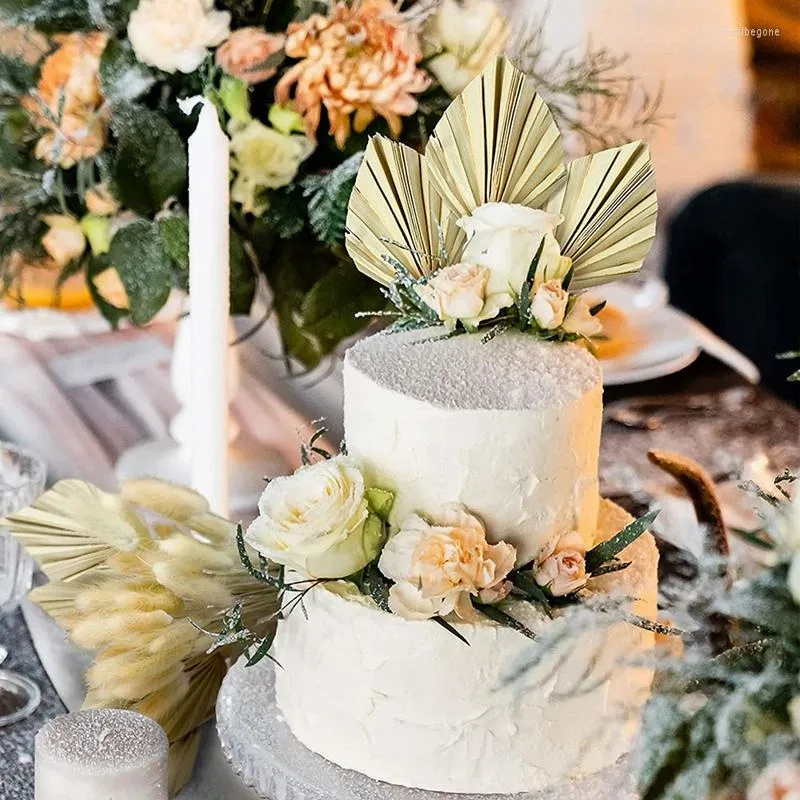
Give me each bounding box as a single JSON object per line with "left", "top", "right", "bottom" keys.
{"left": 747, "top": 760, "right": 800, "bottom": 800}
{"left": 456, "top": 203, "right": 567, "bottom": 323}
{"left": 378, "top": 504, "right": 516, "bottom": 621}
{"left": 530, "top": 279, "right": 569, "bottom": 330}
{"left": 229, "top": 118, "right": 314, "bottom": 216}
{"left": 245, "top": 457, "right": 385, "bottom": 579}
{"left": 533, "top": 531, "right": 587, "bottom": 597}
{"left": 128, "top": 0, "right": 231, "bottom": 74}
{"left": 424, "top": 0, "right": 510, "bottom": 96}
{"left": 562, "top": 294, "right": 604, "bottom": 338}
{"left": 41, "top": 215, "right": 86, "bottom": 267}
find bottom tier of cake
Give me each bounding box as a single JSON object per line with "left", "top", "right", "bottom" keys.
{"left": 273, "top": 500, "right": 659, "bottom": 796}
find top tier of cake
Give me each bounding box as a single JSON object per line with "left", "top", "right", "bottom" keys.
{"left": 343, "top": 331, "right": 603, "bottom": 566}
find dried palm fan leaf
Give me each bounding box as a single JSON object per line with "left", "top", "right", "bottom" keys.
{"left": 546, "top": 140, "right": 658, "bottom": 289}
{"left": 345, "top": 136, "right": 465, "bottom": 285}
{"left": 1, "top": 480, "right": 146, "bottom": 583}
{"left": 424, "top": 57, "right": 567, "bottom": 217}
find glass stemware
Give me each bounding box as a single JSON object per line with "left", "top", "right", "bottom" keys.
{"left": 0, "top": 442, "right": 46, "bottom": 726}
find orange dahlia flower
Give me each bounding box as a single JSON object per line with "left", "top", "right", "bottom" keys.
{"left": 276, "top": 0, "right": 430, "bottom": 149}
{"left": 23, "top": 32, "right": 109, "bottom": 167}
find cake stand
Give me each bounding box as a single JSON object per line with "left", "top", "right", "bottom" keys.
{"left": 216, "top": 657, "right": 638, "bottom": 800}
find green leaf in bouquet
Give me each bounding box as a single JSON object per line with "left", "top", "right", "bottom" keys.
{"left": 0, "top": 54, "right": 39, "bottom": 98}
{"left": 300, "top": 262, "right": 385, "bottom": 350}
{"left": 229, "top": 228, "right": 256, "bottom": 315}
{"left": 159, "top": 213, "right": 190, "bottom": 273}
{"left": 86, "top": 254, "right": 127, "bottom": 328}
{"left": 110, "top": 102, "right": 187, "bottom": 214}
{"left": 100, "top": 39, "right": 156, "bottom": 103}
{"left": 108, "top": 218, "right": 172, "bottom": 325}
{"left": 302, "top": 152, "right": 363, "bottom": 246}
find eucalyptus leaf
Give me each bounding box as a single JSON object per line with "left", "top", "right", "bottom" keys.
{"left": 110, "top": 103, "right": 187, "bottom": 214}
{"left": 302, "top": 152, "right": 363, "bottom": 246}
{"left": 108, "top": 219, "right": 172, "bottom": 325}
{"left": 585, "top": 508, "right": 659, "bottom": 573}
{"left": 0, "top": 54, "right": 38, "bottom": 97}
{"left": 159, "top": 213, "right": 190, "bottom": 272}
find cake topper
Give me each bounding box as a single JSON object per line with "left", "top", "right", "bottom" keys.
{"left": 345, "top": 57, "right": 658, "bottom": 343}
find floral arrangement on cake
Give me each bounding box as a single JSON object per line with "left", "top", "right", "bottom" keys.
{"left": 231, "top": 433, "right": 667, "bottom": 651}
{"left": 345, "top": 56, "right": 658, "bottom": 347}
{"left": 0, "top": 1, "right": 659, "bottom": 364}
{"left": 634, "top": 472, "right": 800, "bottom": 800}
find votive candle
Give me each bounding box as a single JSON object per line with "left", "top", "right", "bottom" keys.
{"left": 35, "top": 709, "right": 168, "bottom": 800}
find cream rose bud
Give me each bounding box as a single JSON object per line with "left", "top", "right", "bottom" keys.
{"left": 425, "top": 0, "right": 509, "bottom": 96}
{"left": 128, "top": 0, "right": 231, "bottom": 74}
{"left": 245, "top": 457, "right": 382, "bottom": 579}
{"left": 417, "top": 263, "right": 489, "bottom": 323}
{"left": 530, "top": 279, "right": 569, "bottom": 330}
{"left": 41, "top": 215, "right": 87, "bottom": 267}
{"left": 562, "top": 294, "right": 603, "bottom": 338}
{"left": 378, "top": 504, "right": 516, "bottom": 621}
{"left": 458, "top": 203, "right": 566, "bottom": 302}
{"left": 533, "top": 531, "right": 587, "bottom": 597}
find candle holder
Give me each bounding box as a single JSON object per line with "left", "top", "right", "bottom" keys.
{"left": 115, "top": 315, "right": 289, "bottom": 515}
{"left": 35, "top": 709, "right": 168, "bottom": 800}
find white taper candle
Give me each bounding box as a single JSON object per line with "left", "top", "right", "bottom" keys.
{"left": 187, "top": 99, "right": 230, "bottom": 516}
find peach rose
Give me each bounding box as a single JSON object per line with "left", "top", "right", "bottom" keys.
{"left": 41, "top": 215, "right": 86, "bottom": 267}
{"left": 533, "top": 531, "right": 587, "bottom": 597}
{"left": 216, "top": 27, "right": 285, "bottom": 84}
{"left": 530, "top": 279, "right": 569, "bottom": 330}
{"left": 378, "top": 504, "right": 516, "bottom": 621}
{"left": 562, "top": 294, "right": 603, "bottom": 338}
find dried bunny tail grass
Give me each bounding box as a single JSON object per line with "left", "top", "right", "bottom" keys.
{"left": 155, "top": 533, "right": 235, "bottom": 571}
{"left": 108, "top": 550, "right": 159, "bottom": 580}
{"left": 74, "top": 580, "right": 184, "bottom": 616}
{"left": 88, "top": 651, "right": 187, "bottom": 702}
{"left": 71, "top": 609, "right": 174, "bottom": 649}
{"left": 150, "top": 561, "right": 234, "bottom": 609}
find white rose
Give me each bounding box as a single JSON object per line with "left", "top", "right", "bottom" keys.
{"left": 533, "top": 531, "right": 587, "bottom": 597}
{"left": 425, "top": 0, "right": 510, "bottom": 96}
{"left": 245, "top": 456, "right": 382, "bottom": 579}
{"left": 748, "top": 760, "right": 800, "bottom": 800}
{"left": 378, "top": 504, "right": 516, "bottom": 621}
{"left": 229, "top": 118, "right": 314, "bottom": 216}
{"left": 417, "top": 263, "right": 490, "bottom": 325}
{"left": 41, "top": 215, "right": 87, "bottom": 267}
{"left": 458, "top": 203, "right": 566, "bottom": 306}
{"left": 562, "top": 294, "right": 603, "bottom": 338}
{"left": 530, "top": 279, "right": 568, "bottom": 330}
{"left": 128, "top": 0, "right": 231, "bottom": 74}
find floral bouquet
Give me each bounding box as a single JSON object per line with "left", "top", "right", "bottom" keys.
{"left": 0, "top": 0, "right": 659, "bottom": 366}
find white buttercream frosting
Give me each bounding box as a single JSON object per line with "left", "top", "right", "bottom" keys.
{"left": 274, "top": 500, "right": 659, "bottom": 794}
{"left": 343, "top": 330, "right": 603, "bottom": 566}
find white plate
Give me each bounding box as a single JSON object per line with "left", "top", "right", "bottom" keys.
{"left": 592, "top": 281, "right": 701, "bottom": 386}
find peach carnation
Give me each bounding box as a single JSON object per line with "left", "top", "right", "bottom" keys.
{"left": 276, "top": 0, "right": 430, "bottom": 148}
{"left": 378, "top": 504, "right": 516, "bottom": 621}
{"left": 216, "top": 27, "right": 285, "bottom": 84}
{"left": 24, "top": 32, "right": 109, "bottom": 167}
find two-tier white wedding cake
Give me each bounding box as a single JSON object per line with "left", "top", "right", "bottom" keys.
{"left": 272, "top": 331, "right": 658, "bottom": 794}
{"left": 230, "top": 57, "right": 661, "bottom": 797}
